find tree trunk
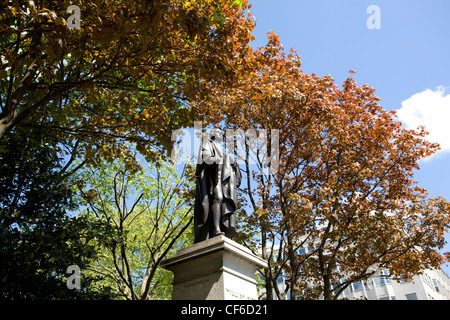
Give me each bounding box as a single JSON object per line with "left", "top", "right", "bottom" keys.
{"left": 0, "top": 26, "right": 41, "bottom": 140}
{"left": 260, "top": 227, "right": 275, "bottom": 300}
{"left": 322, "top": 272, "right": 332, "bottom": 300}
{"left": 0, "top": 119, "right": 14, "bottom": 141}
{"left": 286, "top": 227, "right": 298, "bottom": 300}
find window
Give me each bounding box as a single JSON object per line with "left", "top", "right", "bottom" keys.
{"left": 380, "top": 270, "right": 391, "bottom": 284}
{"left": 353, "top": 281, "right": 363, "bottom": 291}
{"left": 405, "top": 293, "right": 418, "bottom": 300}
{"left": 432, "top": 279, "right": 440, "bottom": 293}
{"left": 374, "top": 277, "right": 386, "bottom": 287}
{"left": 362, "top": 280, "right": 369, "bottom": 290}
{"left": 373, "top": 277, "right": 383, "bottom": 287}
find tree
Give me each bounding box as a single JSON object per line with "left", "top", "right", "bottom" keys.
{"left": 0, "top": 124, "right": 113, "bottom": 299}
{"left": 75, "top": 155, "right": 195, "bottom": 299}
{"left": 197, "top": 33, "right": 450, "bottom": 300}
{"left": 279, "top": 77, "right": 450, "bottom": 300}
{"left": 0, "top": 0, "right": 255, "bottom": 299}
{"left": 195, "top": 32, "right": 332, "bottom": 299}
{"left": 0, "top": 0, "right": 255, "bottom": 168}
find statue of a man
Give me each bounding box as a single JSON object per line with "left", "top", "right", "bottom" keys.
{"left": 193, "top": 128, "right": 241, "bottom": 243}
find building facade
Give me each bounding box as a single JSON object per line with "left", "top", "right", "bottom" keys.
{"left": 330, "top": 267, "right": 450, "bottom": 300}
{"left": 265, "top": 245, "right": 450, "bottom": 300}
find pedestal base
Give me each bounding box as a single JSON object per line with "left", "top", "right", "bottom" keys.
{"left": 161, "top": 235, "right": 267, "bottom": 300}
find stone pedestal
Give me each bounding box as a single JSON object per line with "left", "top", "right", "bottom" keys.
{"left": 161, "top": 235, "right": 267, "bottom": 300}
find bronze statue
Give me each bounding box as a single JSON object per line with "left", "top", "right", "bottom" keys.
{"left": 194, "top": 129, "right": 241, "bottom": 243}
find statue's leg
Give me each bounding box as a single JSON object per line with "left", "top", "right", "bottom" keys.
{"left": 212, "top": 165, "right": 224, "bottom": 237}
{"left": 194, "top": 176, "right": 211, "bottom": 243}
{"left": 212, "top": 197, "right": 224, "bottom": 236}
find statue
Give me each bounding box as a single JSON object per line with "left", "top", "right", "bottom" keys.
{"left": 194, "top": 128, "right": 241, "bottom": 243}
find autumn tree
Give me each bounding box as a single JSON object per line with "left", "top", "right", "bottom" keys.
{"left": 75, "top": 156, "right": 195, "bottom": 299}
{"left": 196, "top": 33, "right": 450, "bottom": 300}
{"left": 0, "top": 0, "right": 254, "bottom": 298}
{"left": 193, "top": 32, "right": 319, "bottom": 299}
{"left": 0, "top": 0, "right": 255, "bottom": 168}
{"left": 279, "top": 76, "right": 450, "bottom": 300}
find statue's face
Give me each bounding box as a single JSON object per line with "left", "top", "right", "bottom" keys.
{"left": 209, "top": 128, "right": 223, "bottom": 142}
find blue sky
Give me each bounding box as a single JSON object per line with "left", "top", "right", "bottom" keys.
{"left": 248, "top": 0, "right": 450, "bottom": 273}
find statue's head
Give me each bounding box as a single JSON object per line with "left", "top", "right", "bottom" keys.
{"left": 208, "top": 128, "right": 223, "bottom": 143}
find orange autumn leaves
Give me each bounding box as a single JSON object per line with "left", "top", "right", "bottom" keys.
{"left": 194, "top": 32, "right": 450, "bottom": 299}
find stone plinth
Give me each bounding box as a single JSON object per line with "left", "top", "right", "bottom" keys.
{"left": 161, "top": 235, "right": 267, "bottom": 300}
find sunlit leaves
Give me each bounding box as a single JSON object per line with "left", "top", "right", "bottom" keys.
{"left": 0, "top": 0, "right": 255, "bottom": 170}
{"left": 196, "top": 32, "right": 450, "bottom": 300}
{"left": 74, "top": 155, "right": 195, "bottom": 299}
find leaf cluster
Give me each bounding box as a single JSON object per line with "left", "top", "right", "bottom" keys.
{"left": 0, "top": 125, "right": 113, "bottom": 299}
{"left": 0, "top": 0, "right": 255, "bottom": 169}
{"left": 74, "top": 155, "right": 194, "bottom": 299}
{"left": 196, "top": 33, "right": 450, "bottom": 300}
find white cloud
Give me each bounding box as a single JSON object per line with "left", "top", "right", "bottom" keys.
{"left": 396, "top": 86, "right": 450, "bottom": 157}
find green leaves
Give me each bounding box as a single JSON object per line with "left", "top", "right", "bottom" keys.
{"left": 0, "top": 125, "right": 111, "bottom": 299}
{"left": 74, "top": 154, "right": 195, "bottom": 299}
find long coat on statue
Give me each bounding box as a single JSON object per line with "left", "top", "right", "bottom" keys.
{"left": 194, "top": 137, "right": 241, "bottom": 243}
